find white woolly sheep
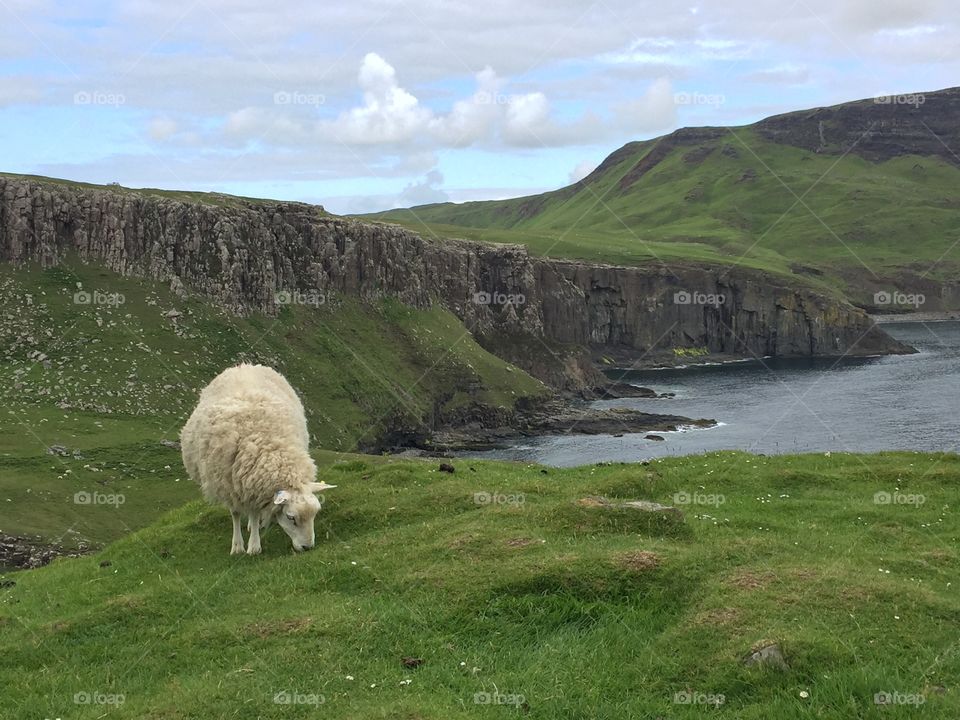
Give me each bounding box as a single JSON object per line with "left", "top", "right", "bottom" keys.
{"left": 180, "top": 364, "right": 335, "bottom": 554}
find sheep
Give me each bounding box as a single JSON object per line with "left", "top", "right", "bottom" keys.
{"left": 180, "top": 364, "right": 335, "bottom": 554}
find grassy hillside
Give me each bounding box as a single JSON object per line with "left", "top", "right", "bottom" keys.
{"left": 372, "top": 127, "right": 960, "bottom": 306}
{"left": 0, "top": 261, "right": 547, "bottom": 547}
{"left": 2, "top": 450, "right": 958, "bottom": 718}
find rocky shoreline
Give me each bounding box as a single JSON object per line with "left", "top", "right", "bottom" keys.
{"left": 397, "top": 393, "right": 714, "bottom": 453}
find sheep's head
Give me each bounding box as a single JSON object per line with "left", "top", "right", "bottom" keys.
{"left": 273, "top": 482, "right": 336, "bottom": 551}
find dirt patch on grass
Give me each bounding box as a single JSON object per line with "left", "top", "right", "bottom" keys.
{"left": 728, "top": 569, "right": 777, "bottom": 590}
{"left": 505, "top": 537, "right": 544, "bottom": 549}
{"left": 922, "top": 549, "right": 955, "bottom": 565}
{"left": 693, "top": 607, "right": 742, "bottom": 626}
{"left": 246, "top": 617, "right": 313, "bottom": 638}
{"left": 615, "top": 550, "right": 661, "bottom": 571}
{"left": 446, "top": 533, "right": 478, "bottom": 550}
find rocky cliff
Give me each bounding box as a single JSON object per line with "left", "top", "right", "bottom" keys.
{"left": 0, "top": 176, "right": 911, "bottom": 390}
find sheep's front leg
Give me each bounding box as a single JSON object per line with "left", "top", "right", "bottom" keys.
{"left": 230, "top": 511, "right": 245, "bottom": 555}
{"left": 246, "top": 512, "right": 262, "bottom": 555}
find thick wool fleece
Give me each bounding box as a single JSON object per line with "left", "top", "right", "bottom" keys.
{"left": 180, "top": 364, "right": 316, "bottom": 513}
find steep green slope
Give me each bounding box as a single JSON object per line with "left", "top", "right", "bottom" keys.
{"left": 372, "top": 90, "right": 960, "bottom": 308}
{"left": 0, "top": 261, "right": 547, "bottom": 546}
{"left": 2, "top": 451, "right": 958, "bottom": 718}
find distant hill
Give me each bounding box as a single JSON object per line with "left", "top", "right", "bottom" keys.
{"left": 371, "top": 87, "right": 960, "bottom": 312}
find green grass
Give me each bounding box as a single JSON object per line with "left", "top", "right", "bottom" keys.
{"left": 1, "top": 450, "right": 958, "bottom": 718}
{"left": 370, "top": 128, "right": 960, "bottom": 306}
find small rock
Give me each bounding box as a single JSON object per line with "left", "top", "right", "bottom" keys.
{"left": 160, "top": 439, "right": 181, "bottom": 450}
{"left": 743, "top": 641, "right": 788, "bottom": 670}
{"left": 401, "top": 656, "right": 424, "bottom": 669}
{"left": 645, "top": 434, "right": 665, "bottom": 441}
{"left": 99, "top": 560, "right": 112, "bottom": 568}
{"left": 438, "top": 462, "right": 455, "bottom": 474}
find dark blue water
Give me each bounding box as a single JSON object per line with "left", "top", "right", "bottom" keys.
{"left": 462, "top": 322, "right": 960, "bottom": 467}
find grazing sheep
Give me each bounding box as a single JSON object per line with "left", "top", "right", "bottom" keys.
{"left": 180, "top": 364, "right": 335, "bottom": 554}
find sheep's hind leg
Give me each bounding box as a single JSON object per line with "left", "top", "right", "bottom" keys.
{"left": 246, "top": 512, "right": 262, "bottom": 555}
{"left": 230, "top": 511, "right": 245, "bottom": 555}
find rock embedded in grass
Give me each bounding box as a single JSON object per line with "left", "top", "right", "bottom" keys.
{"left": 743, "top": 641, "right": 788, "bottom": 670}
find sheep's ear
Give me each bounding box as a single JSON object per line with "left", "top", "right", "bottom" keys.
{"left": 273, "top": 490, "right": 292, "bottom": 505}
{"left": 308, "top": 481, "right": 337, "bottom": 493}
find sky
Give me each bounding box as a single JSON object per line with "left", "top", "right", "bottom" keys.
{"left": 1, "top": 0, "right": 958, "bottom": 214}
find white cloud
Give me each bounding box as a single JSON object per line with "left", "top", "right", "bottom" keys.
{"left": 398, "top": 169, "right": 448, "bottom": 206}
{"left": 428, "top": 67, "right": 503, "bottom": 147}
{"left": 334, "top": 53, "right": 432, "bottom": 144}
{"left": 147, "top": 117, "right": 179, "bottom": 141}
{"left": 568, "top": 159, "right": 598, "bottom": 183}
{"left": 742, "top": 64, "right": 811, "bottom": 85}
{"left": 213, "top": 54, "right": 655, "bottom": 151}
{"left": 0, "top": 77, "right": 41, "bottom": 107}
{"left": 614, "top": 77, "right": 678, "bottom": 134}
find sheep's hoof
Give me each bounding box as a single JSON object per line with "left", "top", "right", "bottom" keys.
{"left": 230, "top": 544, "right": 245, "bottom": 555}
{"left": 246, "top": 544, "right": 262, "bottom": 555}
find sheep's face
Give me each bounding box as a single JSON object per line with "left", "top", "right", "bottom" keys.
{"left": 273, "top": 482, "right": 336, "bottom": 551}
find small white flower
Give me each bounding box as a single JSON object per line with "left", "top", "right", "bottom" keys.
{"left": 345, "top": 675, "right": 354, "bottom": 681}
{"left": 800, "top": 690, "right": 809, "bottom": 699}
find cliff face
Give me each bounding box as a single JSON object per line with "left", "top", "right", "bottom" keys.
{"left": 0, "top": 177, "right": 910, "bottom": 389}
{"left": 755, "top": 87, "right": 960, "bottom": 163}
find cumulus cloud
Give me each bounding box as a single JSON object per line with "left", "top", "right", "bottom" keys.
{"left": 215, "top": 53, "right": 658, "bottom": 151}
{"left": 334, "top": 53, "right": 432, "bottom": 144}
